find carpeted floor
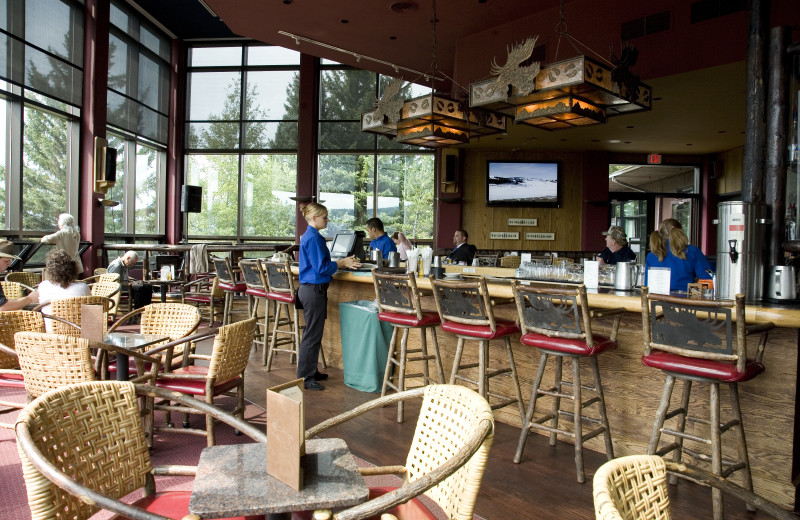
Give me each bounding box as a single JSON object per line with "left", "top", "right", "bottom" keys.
{"left": 1, "top": 386, "right": 457, "bottom": 520}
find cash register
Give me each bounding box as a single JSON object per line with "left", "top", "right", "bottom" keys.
{"left": 329, "top": 230, "right": 367, "bottom": 262}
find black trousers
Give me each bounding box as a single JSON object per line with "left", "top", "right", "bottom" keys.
{"left": 297, "top": 283, "right": 328, "bottom": 381}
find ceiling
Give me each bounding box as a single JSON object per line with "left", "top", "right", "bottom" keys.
{"left": 131, "top": 0, "right": 793, "bottom": 156}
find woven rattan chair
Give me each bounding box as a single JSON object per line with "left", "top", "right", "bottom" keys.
{"left": 1, "top": 280, "right": 35, "bottom": 298}
{"left": 89, "top": 278, "right": 122, "bottom": 319}
{"left": 153, "top": 317, "right": 256, "bottom": 446}
{"left": 5, "top": 271, "right": 41, "bottom": 287}
{"left": 106, "top": 302, "right": 201, "bottom": 375}
{"left": 0, "top": 311, "right": 46, "bottom": 428}
{"left": 511, "top": 282, "right": 623, "bottom": 483}
{"left": 372, "top": 269, "right": 445, "bottom": 422}
{"left": 429, "top": 275, "right": 524, "bottom": 421}
{"left": 15, "top": 380, "right": 266, "bottom": 520}
{"left": 33, "top": 295, "right": 113, "bottom": 336}
{"left": 296, "top": 384, "right": 494, "bottom": 520}
{"left": 593, "top": 455, "right": 795, "bottom": 520}
{"left": 181, "top": 274, "right": 225, "bottom": 325}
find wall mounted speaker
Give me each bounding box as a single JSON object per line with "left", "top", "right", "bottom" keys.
{"left": 444, "top": 154, "right": 457, "bottom": 183}
{"left": 104, "top": 147, "right": 117, "bottom": 183}
{"left": 181, "top": 185, "right": 203, "bottom": 213}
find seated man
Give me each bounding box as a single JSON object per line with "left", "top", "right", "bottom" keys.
{"left": 365, "top": 217, "right": 397, "bottom": 258}
{"left": 447, "top": 230, "right": 477, "bottom": 265}
{"left": 107, "top": 250, "right": 152, "bottom": 310}
{"left": 597, "top": 226, "right": 636, "bottom": 265}
{"left": 0, "top": 239, "right": 38, "bottom": 311}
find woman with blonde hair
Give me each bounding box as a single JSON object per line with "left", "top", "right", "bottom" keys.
{"left": 297, "top": 202, "right": 360, "bottom": 390}
{"left": 41, "top": 213, "right": 83, "bottom": 274}
{"left": 645, "top": 220, "right": 711, "bottom": 292}
{"left": 391, "top": 231, "right": 413, "bottom": 260}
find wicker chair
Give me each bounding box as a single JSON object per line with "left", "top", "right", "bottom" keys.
{"left": 15, "top": 381, "right": 266, "bottom": 520}
{"left": 5, "top": 271, "right": 41, "bottom": 287}
{"left": 1, "top": 280, "right": 35, "bottom": 298}
{"left": 593, "top": 455, "right": 796, "bottom": 520}
{"left": 89, "top": 278, "right": 122, "bottom": 319}
{"left": 106, "top": 302, "right": 202, "bottom": 375}
{"left": 33, "top": 295, "right": 113, "bottom": 336}
{"left": 181, "top": 274, "right": 225, "bottom": 325}
{"left": 153, "top": 317, "right": 257, "bottom": 446}
{"left": 297, "top": 384, "right": 494, "bottom": 520}
{"left": 0, "top": 311, "right": 46, "bottom": 428}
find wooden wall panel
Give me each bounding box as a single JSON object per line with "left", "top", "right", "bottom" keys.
{"left": 460, "top": 150, "right": 585, "bottom": 252}
{"left": 718, "top": 146, "right": 744, "bottom": 195}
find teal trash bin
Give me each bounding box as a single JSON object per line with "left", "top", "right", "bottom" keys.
{"left": 338, "top": 300, "right": 393, "bottom": 393}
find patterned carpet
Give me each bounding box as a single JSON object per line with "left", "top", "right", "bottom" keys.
{"left": 0, "top": 386, "right": 460, "bottom": 520}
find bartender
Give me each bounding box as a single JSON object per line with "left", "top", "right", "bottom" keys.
{"left": 597, "top": 226, "right": 636, "bottom": 265}
{"left": 366, "top": 217, "right": 397, "bottom": 258}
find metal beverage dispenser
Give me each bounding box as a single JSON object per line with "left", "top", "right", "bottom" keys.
{"left": 715, "top": 201, "right": 768, "bottom": 301}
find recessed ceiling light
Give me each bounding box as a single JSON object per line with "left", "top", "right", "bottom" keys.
{"left": 718, "top": 130, "right": 727, "bottom": 133}
{"left": 340, "top": 19, "right": 349, "bottom": 23}
{"left": 624, "top": 141, "right": 632, "bottom": 144}
{"left": 389, "top": 36, "right": 397, "bottom": 40}
{"left": 685, "top": 143, "right": 694, "bottom": 146}
{"left": 282, "top": 0, "right": 292, "bottom": 4}
{"left": 626, "top": 125, "right": 634, "bottom": 129}
{"left": 608, "top": 139, "right": 621, "bottom": 144}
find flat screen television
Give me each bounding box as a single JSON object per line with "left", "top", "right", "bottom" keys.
{"left": 486, "top": 160, "right": 560, "bottom": 207}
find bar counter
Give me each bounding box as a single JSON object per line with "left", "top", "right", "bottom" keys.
{"left": 317, "top": 267, "right": 799, "bottom": 507}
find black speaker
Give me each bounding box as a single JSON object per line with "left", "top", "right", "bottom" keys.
{"left": 444, "top": 154, "right": 457, "bottom": 183}
{"left": 104, "top": 147, "right": 117, "bottom": 183}
{"left": 181, "top": 185, "right": 202, "bottom": 213}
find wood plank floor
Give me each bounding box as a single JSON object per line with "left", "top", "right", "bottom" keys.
{"left": 243, "top": 347, "right": 784, "bottom": 520}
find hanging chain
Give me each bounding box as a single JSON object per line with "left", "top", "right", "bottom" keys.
{"left": 430, "top": 0, "right": 438, "bottom": 82}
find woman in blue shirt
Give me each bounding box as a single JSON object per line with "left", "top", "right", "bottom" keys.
{"left": 645, "top": 223, "right": 711, "bottom": 292}
{"left": 297, "top": 203, "right": 361, "bottom": 390}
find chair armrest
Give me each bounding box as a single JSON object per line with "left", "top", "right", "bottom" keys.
{"left": 143, "top": 329, "right": 217, "bottom": 357}
{"left": 107, "top": 307, "right": 147, "bottom": 332}
{"left": 152, "top": 465, "right": 197, "bottom": 477}
{"left": 0, "top": 343, "right": 17, "bottom": 358}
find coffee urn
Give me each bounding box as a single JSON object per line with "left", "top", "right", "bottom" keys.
{"left": 714, "top": 201, "right": 768, "bottom": 302}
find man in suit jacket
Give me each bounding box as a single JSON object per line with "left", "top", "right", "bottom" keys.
{"left": 447, "top": 230, "right": 477, "bottom": 265}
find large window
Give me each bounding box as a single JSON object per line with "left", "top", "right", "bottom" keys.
{"left": 185, "top": 44, "right": 300, "bottom": 239}
{"left": 0, "top": 0, "right": 83, "bottom": 234}
{"left": 317, "top": 62, "right": 435, "bottom": 240}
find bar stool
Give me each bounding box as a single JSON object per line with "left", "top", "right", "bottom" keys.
{"left": 263, "top": 258, "right": 326, "bottom": 371}
{"left": 429, "top": 275, "right": 524, "bottom": 420}
{"left": 641, "top": 287, "right": 774, "bottom": 520}
{"left": 510, "top": 282, "right": 622, "bottom": 483}
{"left": 238, "top": 258, "right": 271, "bottom": 355}
{"left": 211, "top": 256, "right": 248, "bottom": 325}
{"left": 372, "top": 269, "right": 445, "bottom": 422}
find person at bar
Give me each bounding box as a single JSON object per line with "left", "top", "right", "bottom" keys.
{"left": 597, "top": 226, "right": 636, "bottom": 265}
{"left": 645, "top": 221, "right": 711, "bottom": 292}
{"left": 298, "top": 202, "right": 361, "bottom": 391}
{"left": 108, "top": 250, "right": 153, "bottom": 312}
{"left": 447, "top": 229, "right": 477, "bottom": 265}
{"left": 391, "top": 231, "right": 413, "bottom": 261}
{"left": 0, "top": 239, "right": 38, "bottom": 311}
{"left": 365, "top": 217, "right": 396, "bottom": 258}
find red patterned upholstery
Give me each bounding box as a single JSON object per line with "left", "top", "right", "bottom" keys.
{"left": 521, "top": 333, "right": 617, "bottom": 356}
{"left": 0, "top": 372, "right": 25, "bottom": 388}
{"left": 642, "top": 351, "right": 765, "bottom": 383}
{"left": 266, "top": 291, "right": 294, "bottom": 303}
{"left": 155, "top": 365, "right": 242, "bottom": 395}
{"left": 290, "top": 487, "right": 439, "bottom": 520}
{"left": 440, "top": 317, "right": 519, "bottom": 339}
{"left": 218, "top": 281, "right": 246, "bottom": 292}
{"left": 378, "top": 310, "right": 440, "bottom": 328}
{"left": 121, "top": 491, "right": 264, "bottom": 520}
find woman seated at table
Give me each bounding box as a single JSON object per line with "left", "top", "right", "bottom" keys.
{"left": 645, "top": 223, "right": 711, "bottom": 292}
{"left": 38, "top": 249, "right": 90, "bottom": 328}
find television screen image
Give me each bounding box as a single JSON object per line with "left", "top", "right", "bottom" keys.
{"left": 486, "top": 161, "right": 560, "bottom": 207}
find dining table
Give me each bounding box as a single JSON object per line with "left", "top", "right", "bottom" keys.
{"left": 102, "top": 332, "right": 169, "bottom": 381}
{"left": 189, "top": 438, "right": 369, "bottom": 520}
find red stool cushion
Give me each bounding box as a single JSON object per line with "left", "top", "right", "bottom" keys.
{"left": 245, "top": 287, "right": 269, "bottom": 298}
{"left": 440, "top": 318, "right": 519, "bottom": 340}
{"left": 218, "top": 281, "right": 246, "bottom": 292}
{"left": 0, "top": 372, "right": 25, "bottom": 388}
{"left": 290, "top": 487, "right": 439, "bottom": 520}
{"left": 266, "top": 291, "right": 295, "bottom": 304}
{"left": 155, "top": 366, "right": 242, "bottom": 396}
{"left": 521, "top": 333, "right": 617, "bottom": 357}
{"left": 114, "top": 491, "right": 263, "bottom": 520}
{"left": 642, "top": 351, "right": 765, "bottom": 383}
{"left": 378, "top": 310, "right": 440, "bottom": 328}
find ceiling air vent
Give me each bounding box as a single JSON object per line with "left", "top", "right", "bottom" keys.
{"left": 621, "top": 11, "right": 670, "bottom": 41}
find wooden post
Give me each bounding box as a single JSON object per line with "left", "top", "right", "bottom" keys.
{"left": 741, "top": 0, "right": 770, "bottom": 203}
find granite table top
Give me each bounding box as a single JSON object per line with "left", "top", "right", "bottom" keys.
{"left": 189, "top": 438, "right": 369, "bottom": 519}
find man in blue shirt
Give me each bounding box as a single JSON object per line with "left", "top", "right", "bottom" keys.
{"left": 366, "top": 217, "right": 397, "bottom": 258}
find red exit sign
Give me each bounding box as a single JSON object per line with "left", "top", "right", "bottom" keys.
{"left": 647, "top": 154, "right": 662, "bottom": 165}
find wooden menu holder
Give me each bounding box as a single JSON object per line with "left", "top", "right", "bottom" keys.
{"left": 266, "top": 378, "right": 305, "bottom": 491}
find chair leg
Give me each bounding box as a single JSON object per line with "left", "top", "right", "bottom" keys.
{"left": 572, "top": 356, "right": 585, "bottom": 483}
{"left": 206, "top": 394, "right": 216, "bottom": 447}
{"left": 728, "top": 382, "right": 755, "bottom": 511}
{"left": 550, "top": 356, "right": 563, "bottom": 446}
{"left": 396, "top": 328, "right": 410, "bottom": 423}
{"left": 381, "top": 326, "right": 399, "bottom": 397}
{"left": 478, "top": 340, "right": 488, "bottom": 399}
{"left": 266, "top": 301, "right": 282, "bottom": 371}
{"left": 503, "top": 337, "right": 525, "bottom": 422}
{"left": 590, "top": 356, "right": 614, "bottom": 461}
{"left": 648, "top": 374, "right": 677, "bottom": 454}
{"left": 514, "top": 351, "right": 548, "bottom": 464}
{"left": 710, "top": 382, "right": 723, "bottom": 520}
{"left": 262, "top": 299, "right": 273, "bottom": 366}
{"left": 449, "top": 338, "right": 465, "bottom": 385}
{"left": 428, "top": 326, "right": 445, "bottom": 384}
